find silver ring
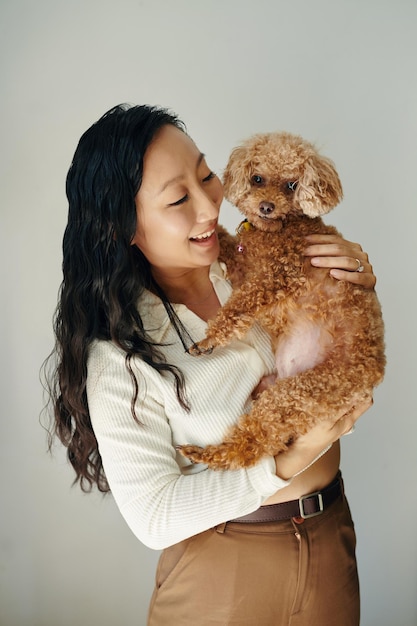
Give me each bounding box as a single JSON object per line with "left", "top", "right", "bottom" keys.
{"left": 344, "top": 425, "right": 356, "bottom": 436}
{"left": 355, "top": 258, "right": 364, "bottom": 273}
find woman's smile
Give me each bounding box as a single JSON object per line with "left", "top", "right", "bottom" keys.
{"left": 189, "top": 226, "right": 217, "bottom": 243}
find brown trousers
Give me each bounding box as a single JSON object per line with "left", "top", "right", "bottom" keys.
{"left": 147, "top": 490, "right": 359, "bottom": 626}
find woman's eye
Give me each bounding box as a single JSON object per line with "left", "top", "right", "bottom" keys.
{"left": 202, "top": 171, "right": 216, "bottom": 182}
{"left": 168, "top": 172, "right": 216, "bottom": 206}
{"left": 251, "top": 175, "right": 264, "bottom": 185}
{"left": 168, "top": 194, "right": 189, "bottom": 207}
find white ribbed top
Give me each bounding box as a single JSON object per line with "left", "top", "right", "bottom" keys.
{"left": 87, "top": 261, "right": 290, "bottom": 549}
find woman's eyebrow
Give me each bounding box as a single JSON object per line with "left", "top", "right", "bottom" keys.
{"left": 159, "top": 153, "right": 205, "bottom": 194}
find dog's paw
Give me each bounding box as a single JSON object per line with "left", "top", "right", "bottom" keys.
{"left": 177, "top": 443, "right": 248, "bottom": 470}
{"left": 176, "top": 444, "right": 207, "bottom": 464}
{"left": 187, "top": 341, "right": 214, "bottom": 356}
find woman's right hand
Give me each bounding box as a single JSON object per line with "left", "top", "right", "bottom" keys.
{"left": 274, "top": 397, "right": 373, "bottom": 480}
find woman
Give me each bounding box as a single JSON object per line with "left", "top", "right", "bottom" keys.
{"left": 49, "top": 103, "right": 375, "bottom": 625}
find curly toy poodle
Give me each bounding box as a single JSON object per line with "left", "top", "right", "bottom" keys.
{"left": 180, "top": 132, "right": 386, "bottom": 470}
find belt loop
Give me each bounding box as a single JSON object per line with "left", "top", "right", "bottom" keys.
{"left": 215, "top": 522, "right": 227, "bottom": 534}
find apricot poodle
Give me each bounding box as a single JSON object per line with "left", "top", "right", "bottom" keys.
{"left": 180, "top": 132, "right": 385, "bottom": 470}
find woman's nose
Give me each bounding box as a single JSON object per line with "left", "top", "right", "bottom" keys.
{"left": 195, "top": 186, "right": 222, "bottom": 221}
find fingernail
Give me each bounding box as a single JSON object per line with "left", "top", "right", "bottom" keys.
{"left": 329, "top": 269, "right": 342, "bottom": 279}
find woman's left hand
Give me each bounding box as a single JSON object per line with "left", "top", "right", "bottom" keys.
{"left": 304, "top": 234, "right": 376, "bottom": 289}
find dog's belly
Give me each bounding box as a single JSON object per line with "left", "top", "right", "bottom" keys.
{"left": 274, "top": 318, "right": 333, "bottom": 379}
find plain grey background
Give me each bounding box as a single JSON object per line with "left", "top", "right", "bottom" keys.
{"left": 1, "top": 0, "right": 416, "bottom": 624}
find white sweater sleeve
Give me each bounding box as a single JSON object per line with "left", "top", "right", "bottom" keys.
{"left": 87, "top": 341, "right": 290, "bottom": 550}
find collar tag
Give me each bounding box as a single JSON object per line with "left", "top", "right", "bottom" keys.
{"left": 236, "top": 219, "right": 254, "bottom": 235}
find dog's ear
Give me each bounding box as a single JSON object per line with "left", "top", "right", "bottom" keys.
{"left": 294, "top": 153, "right": 343, "bottom": 217}
{"left": 222, "top": 145, "right": 254, "bottom": 206}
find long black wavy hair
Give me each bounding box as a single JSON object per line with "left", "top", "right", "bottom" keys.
{"left": 46, "top": 104, "right": 191, "bottom": 493}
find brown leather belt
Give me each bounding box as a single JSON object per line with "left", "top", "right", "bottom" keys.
{"left": 230, "top": 472, "right": 343, "bottom": 523}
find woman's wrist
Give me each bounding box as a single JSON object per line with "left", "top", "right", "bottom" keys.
{"left": 291, "top": 444, "right": 333, "bottom": 478}
{"left": 274, "top": 441, "right": 333, "bottom": 481}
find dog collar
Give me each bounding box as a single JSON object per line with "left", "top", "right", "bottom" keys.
{"left": 236, "top": 219, "right": 254, "bottom": 253}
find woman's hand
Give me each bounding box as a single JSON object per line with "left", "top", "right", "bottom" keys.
{"left": 274, "top": 397, "right": 373, "bottom": 480}
{"left": 304, "top": 234, "right": 376, "bottom": 289}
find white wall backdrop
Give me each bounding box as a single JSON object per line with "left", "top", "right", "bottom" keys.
{"left": 1, "top": 0, "right": 416, "bottom": 624}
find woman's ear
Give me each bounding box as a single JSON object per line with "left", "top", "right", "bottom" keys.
{"left": 294, "top": 154, "right": 343, "bottom": 217}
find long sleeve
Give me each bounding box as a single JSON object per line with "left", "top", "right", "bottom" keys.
{"left": 87, "top": 339, "right": 290, "bottom": 550}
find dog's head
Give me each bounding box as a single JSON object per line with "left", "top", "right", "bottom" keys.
{"left": 223, "top": 132, "right": 343, "bottom": 232}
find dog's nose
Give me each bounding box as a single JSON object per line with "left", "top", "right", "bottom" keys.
{"left": 259, "top": 201, "right": 275, "bottom": 215}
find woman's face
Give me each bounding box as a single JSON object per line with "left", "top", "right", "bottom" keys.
{"left": 132, "top": 125, "right": 223, "bottom": 279}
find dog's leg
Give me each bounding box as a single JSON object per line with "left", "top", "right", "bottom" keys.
{"left": 178, "top": 376, "right": 317, "bottom": 469}
{"left": 179, "top": 353, "right": 381, "bottom": 469}
{"left": 188, "top": 283, "right": 276, "bottom": 355}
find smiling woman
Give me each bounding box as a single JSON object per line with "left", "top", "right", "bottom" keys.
{"left": 46, "top": 103, "right": 377, "bottom": 626}
{"left": 131, "top": 125, "right": 223, "bottom": 299}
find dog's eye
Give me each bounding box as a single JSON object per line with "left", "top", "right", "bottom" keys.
{"left": 286, "top": 181, "right": 297, "bottom": 192}
{"left": 251, "top": 175, "right": 264, "bottom": 186}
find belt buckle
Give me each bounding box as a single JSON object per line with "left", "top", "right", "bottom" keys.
{"left": 299, "top": 490, "right": 324, "bottom": 519}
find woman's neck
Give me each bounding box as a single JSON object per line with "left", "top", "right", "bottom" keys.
{"left": 151, "top": 266, "right": 211, "bottom": 304}
{"left": 151, "top": 265, "right": 221, "bottom": 321}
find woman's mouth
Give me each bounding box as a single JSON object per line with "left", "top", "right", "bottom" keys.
{"left": 189, "top": 228, "right": 216, "bottom": 242}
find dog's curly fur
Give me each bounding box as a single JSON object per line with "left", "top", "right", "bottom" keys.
{"left": 180, "top": 132, "right": 386, "bottom": 470}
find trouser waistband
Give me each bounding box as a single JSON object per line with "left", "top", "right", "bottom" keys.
{"left": 230, "top": 472, "right": 343, "bottom": 523}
